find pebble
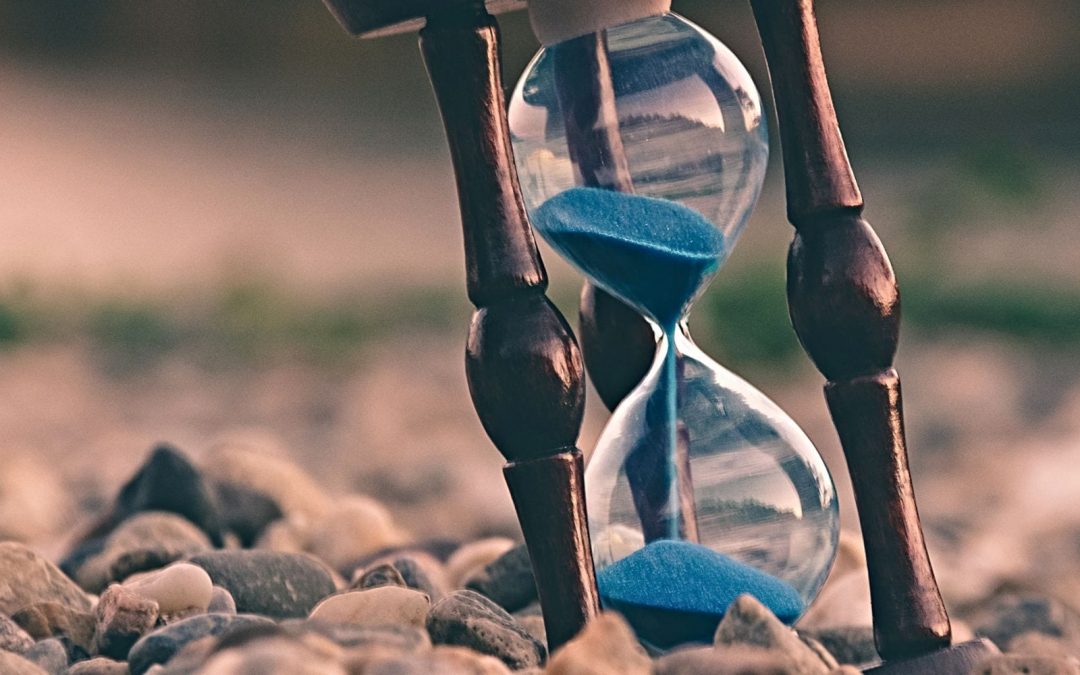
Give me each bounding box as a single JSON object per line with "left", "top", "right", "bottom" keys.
{"left": 0, "top": 612, "right": 36, "bottom": 653}
{"left": 197, "top": 636, "right": 346, "bottom": 675}
{"left": 516, "top": 614, "right": 546, "bottom": 647}
{"left": 299, "top": 621, "right": 431, "bottom": 652}
{"left": 0, "top": 542, "right": 93, "bottom": 615}
{"left": 427, "top": 590, "right": 546, "bottom": 670}
{"left": 361, "top": 553, "right": 448, "bottom": 601}
{"left": 0, "top": 454, "right": 73, "bottom": 544}
{"left": 25, "top": 637, "right": 69, "bottom": 675}
{"left": 445, "top": 538, "right": 516, "bottom": 589}
{"left": 210, "top": 481, "right": 283, "bottom": 548}
{"left": 127, "top": 613, "right": 274, "bottom": 675}
{"left": 72, "top": 513, "right": 212, "bottom": 593}
{"left": 714, "top": 594, "right": 831, "bottom": 674}
{"left": 799, "top": 572, "right": 872, "bottom": 630}
{"left": 95, "top": 583, "right": 161, "bottom": 659}
{"left": 207, "top": 587, "right": 237, "bottom": 615}
{"left": 254, "top": 518, "right": 310, "bottom": 554}
{"left": 1009, "top": 632, "right": 1077, "bottom": 659}
{"left": 308, "top": 496, "right": 411, "bottom": 575}
{"left": 107, "top": 445, "right": 225, "bottom": 546}
{"left": 200, "top": 441, "right": 333, "bottom": 522}
{"left": 972, "top": 654, "right": 1080, "bottom": 674}
{"left": 653, "top": 645, "right": 792, "bottom": 675}
{"left": 67, "top": 657, "right": 130, "bottom": 674}
{"left": 123, "top": 563, "right": 213, "bottom": 616}
{"left": 464, "top": 544, "right": 537, "bottom": 613}
{"left": 0, "top": 650, "right": 47, "bottom": 675}
{"left": 351, "top": 645, "right": 512, "bottom": 675}
{"left": 973, "top": 594, "right": 1080, "bottom": 653}
{"left": 546, "top": 613, "right": 651, "bottom": 675}
{"left": 354, "top": 564, "right": 408, "bottom": 590}
{"left": 802, "top": 626, "right": 878, "bottom": 666}
{"left": 309, "top": 587, "right": 430, "bottom": 628}
{"left": 11, "top": 602, "right": 96, "bottom": 655}
{"left": 187, "top": 551, "right": 337, "bottom": 620}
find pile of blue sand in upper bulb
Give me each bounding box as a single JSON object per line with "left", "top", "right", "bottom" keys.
{"left": 532, "top": 187, "right": 725, "bottom": 330}
{"left": 597, "top": 539, "right": 805, "bottom": 649}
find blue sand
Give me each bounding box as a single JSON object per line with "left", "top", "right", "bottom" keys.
{"left": 532, "top": 187, "right": 725, "bottom": 330}
{"left": 598, "top": 540, "right": 804, "bottom": 646}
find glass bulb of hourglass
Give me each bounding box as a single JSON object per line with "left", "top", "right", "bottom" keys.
{"left": 508, "top": 11, "right": 838, "bottom": 649}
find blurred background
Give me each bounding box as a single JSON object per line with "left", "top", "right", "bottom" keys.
{"left": 0, "top": 0, "right": 1078, "bottom": 617}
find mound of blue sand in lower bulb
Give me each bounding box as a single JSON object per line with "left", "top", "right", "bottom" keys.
{"left": 597, "top": 539, "right": 805, "bottom": 649}
{"left": 532, "top": 187, "right": 725, "bottom": 329}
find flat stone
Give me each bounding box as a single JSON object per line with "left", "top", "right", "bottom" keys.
{"left": 95, "top": 583, "right": 161, "bottom": 659}
{"left": 445, "top": 538, "right": 515, "bottom": 589}
{"left": 0, "top": 542, "right": 92, "bottom": 615}
{"left": 0, "top": 650, "right": 47, "bottom": 675}
{"left": 714, "top": 594, "right": 830, "bottom": 674}
{"left": 464, "top": 544, "right": 536, "bottom": 613}
{"left": 208, "top": 587, "right": 237, "bottom": 615}
{"left": 25, "top": 637, "right": 69, "bottom": 675}
{"left": 0, "top": 612, "right": 36, "bottom": 653}
{"left": 127, "top": 613, "right": 274, "bottom": 675}
{"left": 188, "top": 551, "right": 336, "bottom": 620}
{"left": 972, "top": 654, "right": 1080, "bottom": 674}
{"left": 298, "top": 620, "right": 430, "bottom": 652}
{"left": 210, "top": 481, "right": 284, "bottom": 548}
{"left": 803, "top": 626, "right": 878, "bottom": 666}
{"left": 426, "top": 590, "right": 545, "bottom": 670}
{"left": 308, "top": 496, "right": 411, "bottom": 575}
{"left": 72, "top": 513, "right": 213, "bottom": 594}
{"left": 124, "top": 563, "right": 213, "bottom": 616}
{"left": 11, "top": 603, "right": 96, "bottom": 655}
{"left": 309, "top": 587, "right": 430, "bottom": 628}
{"left": 353, "top": 564, "right": 407, "bottom": 590}
{"left": 349, "top": 645, "right": 512, "bottom": 674}
{"left": 67, "top": 657, "right": 130, "bottom": 674}
{"left": 654, "top": 645, "right": 793, "bottom": 675}
{"left": 546, "top": 613, "right": 651, "bottom": 675}
{"left": 973, "top": 594, "right": 1080, "bottom": 653}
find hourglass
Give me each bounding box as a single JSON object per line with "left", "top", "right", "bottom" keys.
{"left": 508, "top": 4, "right": 838, "bottom": 649}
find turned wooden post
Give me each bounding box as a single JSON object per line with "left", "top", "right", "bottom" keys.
{"left": 319, "top": 0, "right": 599, "bottom": 651}
{"left": 748, "top": 0, "right": 953, "bottom": 663}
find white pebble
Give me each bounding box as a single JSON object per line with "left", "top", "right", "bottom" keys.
{"left": 123, "top": 562, "right": 213, "bottom": 615}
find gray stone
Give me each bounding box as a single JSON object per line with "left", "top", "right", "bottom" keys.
{"left": 127, "top": 613, "right": 274, "bottom": 675}
{"left": 196, "top": 634, "right": 346, "bottom": 675}
{"left": 464, "top": 544, "right": 536, "bottom": 613}
{"left": 187, "top": 551, "right": 336, "bottom": 620}
{"left": 0, "top": 650, "right": 47, "bottom": 675}
{"left": 95, "top": 583, "right": 160, "bottom": 659}
{"left": 0, "top": 542, "right": 92, "bottom": 616}
{"left": 73, "top": 513, "right": 213, "bottom": 594}
{"left": 973, "top": 594, "right": 1080, "bottom": 653}
{"left": 971, "top": 654, "right": 1080, "bottom": 674}
{"left": 11, "top": 603, "right": 96, "bottom": 655}
{"left": 25, "top": 637, "right": 69, "bottom": 675}
{"left": 67, "top": 657, "right": 130, "bottom": 674}
{"left": 714, "top": 594, "right": 831, "bottom": 674}
{"left": 426, "top": 590, "right": 545, "bottom": 670}
{"left": 803, "top": 626, "right": 878, "bottom": 666}
{"left": 546, "top": 613, "right": 650, "bottom": 675}
{"left": 207, "top": 587, "right": 236, "bottom": 615}
{"left": 0, "top": 612, "right": 35, "bottom": 654}
{"left": 210, "top": 481, "right": 283, "bottom": 548}
{"left": 353, "top": 564, "right": 407, "bottom": 591}
{"left": 654, "top": 645, "right": 792, "bottom": 675}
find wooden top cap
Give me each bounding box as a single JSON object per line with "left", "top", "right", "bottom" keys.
{"left": 322, "top": 0, "right": 526, "bottom": 37}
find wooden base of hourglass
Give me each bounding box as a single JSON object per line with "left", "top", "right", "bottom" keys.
{"left": 320, "top": 0, "right": 601, "bottom": 652}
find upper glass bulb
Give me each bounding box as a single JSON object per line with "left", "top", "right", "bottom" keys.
{"left": 509, "top": 12, "right": 769, "bottom": 325}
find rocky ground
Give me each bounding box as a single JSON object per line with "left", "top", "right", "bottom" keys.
{"left": 1, "top": 438, "right": 1078, "bottom": 674}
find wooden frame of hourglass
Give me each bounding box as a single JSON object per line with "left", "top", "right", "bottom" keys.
{"left": 319, "top": 0, "right": 996, "bottom": 671}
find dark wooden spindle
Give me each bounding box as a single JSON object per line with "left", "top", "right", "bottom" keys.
{"left": 319, "top": 0, "right": 598, "bottom": 652}
{"left": 749, "top": 0, "right": 996, "bottom": 670}
{"left": 419, "top": 5, "right": 599, "bottom": 652}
